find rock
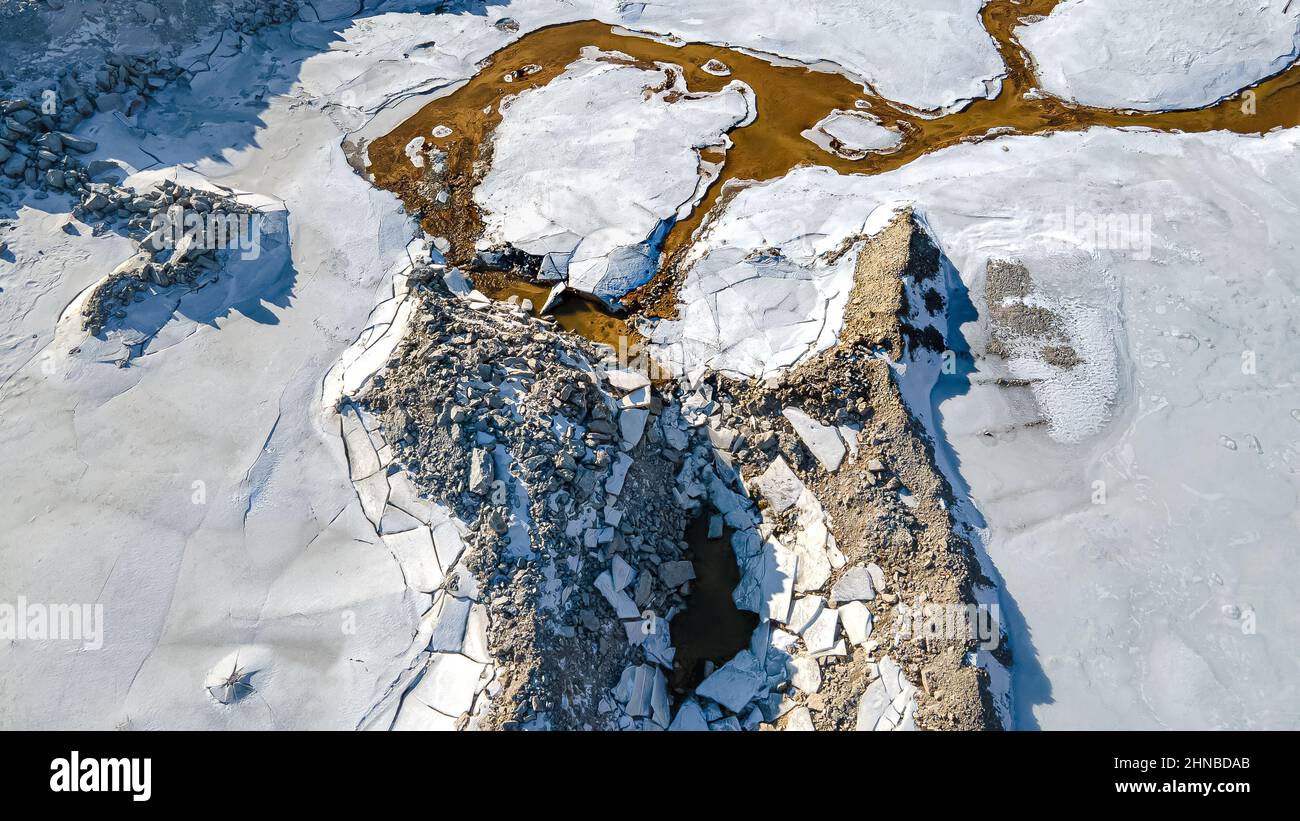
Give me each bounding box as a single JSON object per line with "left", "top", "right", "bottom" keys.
{"left": 467, "top": 448, "right": 494, "bottom": 495}
{"left": 786, "top": 595, "right": 825, "bottom": 634}
{"left": 34, "top": 132, "right": 62, "bottom": 153}
{"left": 605, "top": 452, "right": 633, "bottom": 496}
{"left": 604, "top": 367, "right": 650, "bottom": 393}
{"left": 668, "top": 699, "right": 709, "bottom": 731}
{"left": 802, "top": 606, "right": 840, "bottom": 654}
{"left": 594, "top": 571, "right": 640, "bottom": 619}
{"left": 610, "top": 554, "right": 635, "bottom": 590}
{"left": 57, "top": 133, "right": 96, "bottom": 153}
{"left": 788, "top": 656, "right": 821, "bottom": 694}
{"left": 782, "top": 407, "right": 847, "bottom": 471}
{"left": 619, "top": 385, "right": 650, "bottom": 409}
{"left": 614, "top": 664, "right": 655, "bottom": 718}
{"left": 2, "top": 154, "right": 25, "bottom": 178}
{"left": 94, "top": 93, "right": 124, "bottom": 113}
{"left": 707, "top": 426, "right": 737, "bottom": 451}
{"left": 784, "top": 706, "right": 816, "bottom": 731}
{"left": 755, "top": 455, "right": 805, "bottom": 513}
{"left": 830, "top": 565, "right": 876, "bottom": 603}
{"left": 657, "top": 560, "right": 695, "bottom": 588}
{"left": 865, "top": 562, "right": 887, "bottom": 593}
{"left": 619, "top": 407, "right": 649, "bottom": 451}
{"left": 855, "top": 677, "right": 890, "bottom": 731}
{"left": 838, "top": 601, "right": 873, "bottom": 645}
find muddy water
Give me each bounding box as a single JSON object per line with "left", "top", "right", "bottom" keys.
{"left": 368, "top": 0, "right": 1300, "bottom": 336}
{"left": 669, "top": 516, "right": 758, "bottom": 693}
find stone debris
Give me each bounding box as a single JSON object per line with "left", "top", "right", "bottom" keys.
{"left": 802, "top": 605, "right": 840, "bottom": 654}
{"left": 855, "top": 656, "right": 917, "bottom": 731}
{"left": 784, "top": 706, "right": 816, "bottom": 731}
{"left": 830, "top": 564, "right": 876, "bottom": 603}
{"left": 755, "top": 455, "right": 805, "bottom": 513}
{"left": 657, "top": 560, "right": 696, "bottom": 589}
{"left": 838, "top": 600, "right": 874, "bottom": 646}
{"left": 332, "top": 203, "right": 996, "bottom": 732}
{"left": 74, "top": 178, "right": 269, "bottom": 337}
{"left": 788, "top": 656, "right": 821, "bottom": 694}
{"left": 695, "top": 649, "right": 766, "bottom": 713}
{"left": 782, "top": 406, "right": 849, "bottom": 471}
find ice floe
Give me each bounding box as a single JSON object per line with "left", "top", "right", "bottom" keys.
{"left": 475, "top": 49, "right": 755, "bottom": 304}
{"left": 1019, "top": 0, "right": 1300, "bottom": 111}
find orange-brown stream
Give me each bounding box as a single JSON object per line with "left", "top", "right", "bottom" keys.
{"left": 367, "top": 0, "right": 1300, "bottom": 345}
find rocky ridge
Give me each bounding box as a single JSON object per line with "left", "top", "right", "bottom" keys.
{"left": 343, "top": 208, "right": 1004, "bottom": 731}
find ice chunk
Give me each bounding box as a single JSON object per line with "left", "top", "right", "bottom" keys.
{"left": 783, "top": 407, "right": 846, "bottom": 471}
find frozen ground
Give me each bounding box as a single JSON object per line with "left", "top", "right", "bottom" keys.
{"left": 1019, "top": 0, "right": 1300, "bottom": 111}
{"left": 652, "top": 126, "right": 1300, "bottom": 728}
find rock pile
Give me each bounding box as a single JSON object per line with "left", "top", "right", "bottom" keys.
{"left": 77, "top": 179, "right": 259, "bottom": 335}
{"left": 362, "top": 263, "right": 708, "bottom": 729}
{"left": 347, "top": 207, "right": 1005, "bottom": 731}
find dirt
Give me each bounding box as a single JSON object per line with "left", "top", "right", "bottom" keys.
{"left": 984, "top": 257, "right": 1079, "bottom": 367}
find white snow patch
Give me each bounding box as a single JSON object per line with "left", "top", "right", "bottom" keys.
{"left": 1019, "top": 0, "right": 1300, "bottom": 111}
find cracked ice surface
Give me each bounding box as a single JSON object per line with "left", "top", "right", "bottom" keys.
{"left": 0, "top": 14, "right": 432, "bottom": 730}
{"left": 475, "top": 50, "right": 755, "bottom": 303}
{"left": 616, "top": 0, "right": 1003, "bottom": 112}
{"left": 651, "top": 193, "right": 905, "bottom": 379}
{"left": 1019, "top": 0, "right": 1300, "bottom": 111}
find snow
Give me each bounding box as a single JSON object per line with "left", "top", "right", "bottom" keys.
{"left": 651, "top": 197, "right": 904, "bottom": 378}
{"left": 0, "top": 15, "right": 426, "bottom": 731}
{"left": 802, "top": 110, "right": 902, "bottom": 159}
{"left": 4, "top": 0, "right": 1298, "bottom": 732}
{"left": 667, "top": 124, "right": 1300, "bottom": 729}
{"left": 1019, "top": 0, "right": 1300, "bottom": 111}
{"left": 475, "top": 50, "right": 755, "bottom": 304}
{"left": 617, "top": 0, "right": 1003, "bottom": 113}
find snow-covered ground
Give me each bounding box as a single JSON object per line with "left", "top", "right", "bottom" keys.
{"left": 475, "top": 50, "right": 755, "bottom": 303}
{"left": 0, "top": 14, "right": 426, "bottom": 730}
{"left": 360, "top": 0, "right": 1002, "bottom": 113}
{"left": 1019, "top": 0, "right": 1300, "bottom": 111}
{"left": 652, "top": 126, "right": 1300, "bottom": 728}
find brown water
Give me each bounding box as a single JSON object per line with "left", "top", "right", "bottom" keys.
{"left": 367, "top": 0, "right": 1300, "bottom": 337}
